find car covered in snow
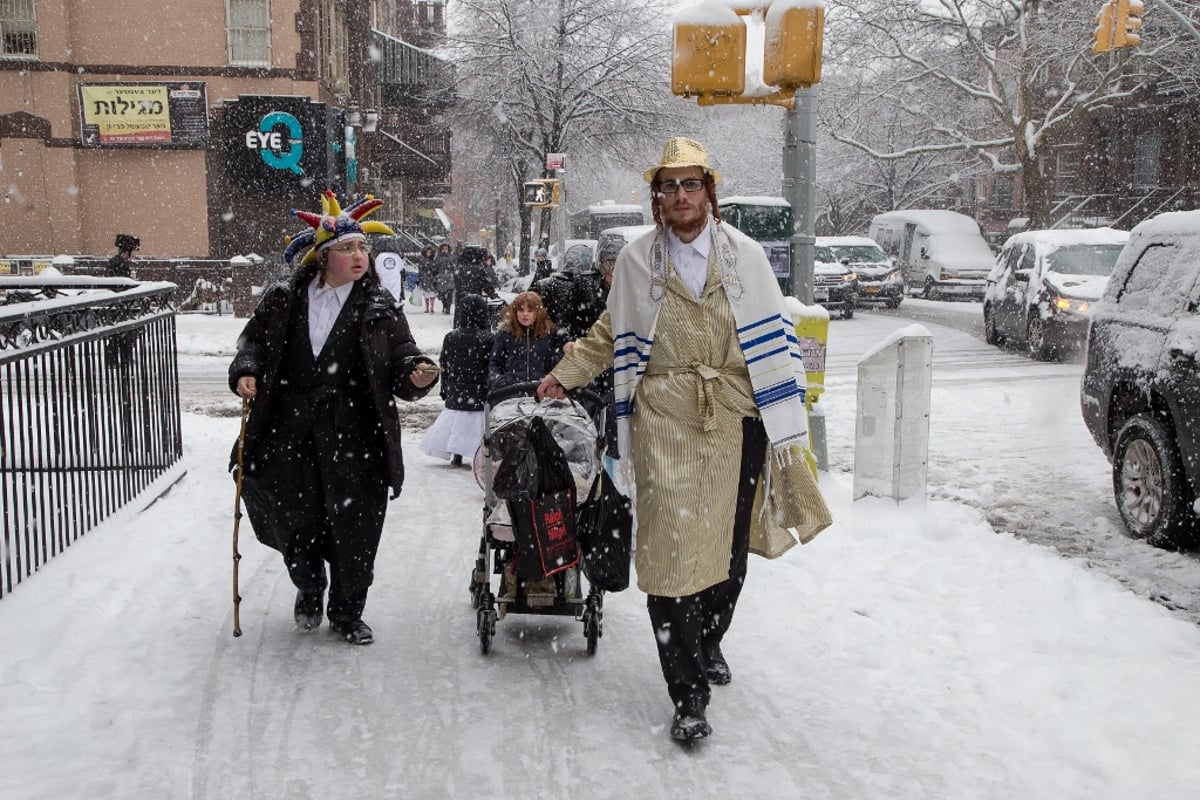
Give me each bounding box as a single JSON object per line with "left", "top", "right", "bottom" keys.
{"left": 868, "top": 209, "right": 994, "bottom": 300}
{"left": 817, "top": 235, "right": 901, "bottom": 308}
{"left": 984, "top": 227, "right": 1128, "bottom": 359}
{"left": 1080, "top": 210, "right": 1200, "bottom": 550}
{"left": 812, "top": 242, "right": 859, "bottom": 319}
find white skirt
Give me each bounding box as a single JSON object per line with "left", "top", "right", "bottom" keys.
{"left": 419, "top": 408, "right": 485, "bottom": 460}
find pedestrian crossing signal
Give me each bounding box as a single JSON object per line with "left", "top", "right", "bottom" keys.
{"left": 523, "top": 180, "right": 559, "bottom": 207}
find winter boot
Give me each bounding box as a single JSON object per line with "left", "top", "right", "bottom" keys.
{"left": 329, "top": 617, "right": 374, "bottom": 645}
{"left": 704, "top": 642, "right": 732, "bottom": 685}
{"left": 294, "top": 590, "right": 324, "bottom": 632}
{"left": 670, "top": 698, "right": 711, "bottom": 741}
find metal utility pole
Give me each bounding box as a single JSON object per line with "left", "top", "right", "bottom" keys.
{"left": 782, "top": 87, "right": 817, "bottom": 304}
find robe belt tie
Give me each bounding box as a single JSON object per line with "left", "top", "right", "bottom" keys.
{"left": 643, "top": 363, "right": 741, "bottom": 432}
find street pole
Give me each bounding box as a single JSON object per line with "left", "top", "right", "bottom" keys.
{"left": 782, "top": 85, "right": 828, "bottom": 470}
{"left": 782, "top": 86, "right": 816, "bottom": 304}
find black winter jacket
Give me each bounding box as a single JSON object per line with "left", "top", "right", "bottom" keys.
{"left": 440, "top": 294, "right": 494, "bottom": 411}
{"left": 488, "top": 329, "right": 560, "bottom": 391}
{"left": 228, "top": 264, "right": 437, "bottom": 496}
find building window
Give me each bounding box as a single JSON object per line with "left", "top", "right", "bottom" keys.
{"left": 1131, "top": 133, "right": 1161, "bottom": 189}
{"left": 1054, "top": 147, "right": 1080, "bottom": 198}
{"left": 992, "top": 175, "right": 1014, "bottom": 211}
{"left": 227, "top": 0, "right": 271, "bottom": 67}
{"left": 0, "top": 0, "right": 37, "bottom": 58}
{"left": 319, "top": 0, "right": 349, "bottom": 94}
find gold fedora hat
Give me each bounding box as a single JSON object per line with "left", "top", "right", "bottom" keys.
{"left": 642, "top": 137, "right": 721, "bottom": 184}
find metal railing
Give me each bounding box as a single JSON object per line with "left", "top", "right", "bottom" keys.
{"left": 0, "top": 277, "right": 182, "bottom": 599}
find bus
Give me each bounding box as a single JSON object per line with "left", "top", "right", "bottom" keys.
{"left": 717, "top": 195, "right": 793, "bottom": 293}
{"left": 570, "top": 201, "right": 646, "bottom": 241}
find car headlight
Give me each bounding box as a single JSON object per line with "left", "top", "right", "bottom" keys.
{"left": 886, "top": 270, "right": 900, "bottom": 281}
{"left": 842, "top": 272, "right": 858, "bottom": 283}
{"left": 1051, "top": 294, "right": 1090, "bottom": 313}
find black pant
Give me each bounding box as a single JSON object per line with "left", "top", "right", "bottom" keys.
{"left": 646, "top": 417, "right": 768, "bottom": 708}
{"left": 242, "top": 422, "right": 388, "bottom": 624}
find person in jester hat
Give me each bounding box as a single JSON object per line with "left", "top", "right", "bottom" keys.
{"left": 228, "top": 190, "right": 440, "bottom": 645}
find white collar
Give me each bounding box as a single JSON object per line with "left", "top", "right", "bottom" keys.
{"left": 666, "top": 217, "right": 712, "bottom": 258}
{"left": 308, "top": 274, "right": 354, "bottom": 305}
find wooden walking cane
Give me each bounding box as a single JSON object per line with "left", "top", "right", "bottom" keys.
{"left": 232, "top": 396, "right": 250, "bottom": 637}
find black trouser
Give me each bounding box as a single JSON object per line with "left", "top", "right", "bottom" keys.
{"left": 242, "top": 422, "right": 388, "bottom": 624}
{"left": 646, "top": 417, "right": 768, "bottom": 709}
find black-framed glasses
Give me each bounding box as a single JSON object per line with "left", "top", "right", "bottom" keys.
{"left": 656, "top": 178, "right": 706, "bottom": 195}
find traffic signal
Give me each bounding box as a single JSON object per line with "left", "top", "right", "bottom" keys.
{"left": 1114, "top": 0, "right": 1144, "bottom": 48}
{"left": 522, "top": 180, "right": 560, "bottom": 207}
{"left": 1093, "top": 0, "right": 1116, "bottom": 53}
{"left": 763, "top": 5, "right": 824, "bottom": 88}
{"left": 671, "top": 8, "right": 746, "bottom": 97}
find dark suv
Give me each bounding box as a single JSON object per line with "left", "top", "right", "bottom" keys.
{"left": 1080, "top": 210, "right": 1200, "bottom": 549}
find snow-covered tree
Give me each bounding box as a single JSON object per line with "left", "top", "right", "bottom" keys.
{"left": 823, "top": 0, "right": 1196, "bottom": 227}
{"left": 447, "top": 0, "right": 672, "bottom": 262}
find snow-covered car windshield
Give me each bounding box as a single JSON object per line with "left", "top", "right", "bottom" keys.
{"left": 814, "top": 246, "right": 838, "bottom": 264}
{"left": 1044, "top": 244, "right": 1125, "bottom": 277}
{"left": 734, "top": 206, "right": 791, "bottom": 240}
{"left": 830, "top": 245, "right": 887, "bottom": 263}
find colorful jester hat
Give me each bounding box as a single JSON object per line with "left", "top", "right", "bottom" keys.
{"left": 283, "top": 189, "right": 395, "bottom": 266}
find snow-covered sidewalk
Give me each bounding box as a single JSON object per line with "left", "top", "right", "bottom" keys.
{"left": 3, "top": 310, "right": 1199, "bottom": 799}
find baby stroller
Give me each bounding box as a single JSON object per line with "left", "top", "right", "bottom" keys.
{"left": 469, "top": 381, "right": 607, "bottom": 655}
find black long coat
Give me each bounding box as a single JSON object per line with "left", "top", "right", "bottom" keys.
{"left": 440, "top": 294, "right": 494, "bottom": 411}
{"left": 228, "top": 264, "right": 437, "bottom": 497}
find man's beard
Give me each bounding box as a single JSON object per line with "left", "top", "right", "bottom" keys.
{"left": 665, "top": 200, "right": 709, "bottom": 236}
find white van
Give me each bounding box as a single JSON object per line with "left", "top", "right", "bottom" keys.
{"left": 868, "top": 210, "right": 994, "bottom": 300}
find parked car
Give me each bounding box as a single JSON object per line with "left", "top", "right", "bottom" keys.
{"left": 984, "top": 227, "right": 1129, "bottom": 360}
{"left": 869, "top": 209, "right": 994, "bottom": 300}
{"left": 818, "top": 235, "right": 902, "bottom": 308}
{"left": 1080, "top": 210, "right": 1200, "bottom": 550}
{"left": 813, "top": 243, "right": 859, "bottom": 319}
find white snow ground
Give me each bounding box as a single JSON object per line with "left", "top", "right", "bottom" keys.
{"left": 3, "top": 305, "right": 1200, "bottom": 799}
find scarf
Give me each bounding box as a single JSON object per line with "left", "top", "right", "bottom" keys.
{"left": 609, "top": 221, "right": 809, "bottom": 463}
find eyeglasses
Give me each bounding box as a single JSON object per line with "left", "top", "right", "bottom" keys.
{"left": 656, "top": 178, "right": 706, "bottom": 195}
{"left": 328, "top": 240, "right": 370, "bottom": 255}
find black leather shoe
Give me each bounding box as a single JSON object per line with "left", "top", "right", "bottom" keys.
{"left": 329, "top": 617, "right": 374, "bottom": 645}
{"left": 294, "top": 590, "right": 324, "bottom": 631}
{"left": 704, "top": 643, "right": 732, "bottom": 685}
{"left": 670, "top": 699, "right": 711, "bottom": 741}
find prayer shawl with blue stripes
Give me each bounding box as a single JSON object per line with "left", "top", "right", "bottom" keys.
{"left": 609, "top": 221, "right": 809, "bottom": 461}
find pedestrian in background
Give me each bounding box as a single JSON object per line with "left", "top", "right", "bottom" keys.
{"left": 229, "top": 190, "right": 439, "bottom": 646}
{"left": 538, "top": 137, "right": 832, "bottom": 741}
{"left": 420, "top": 293, "right": 493, "bottom": 467}
{"left": 434, "top": 242, "right": 457, "bottom": 315}
{"left": 417, "top": 244, "right": 438, "bottom": 313}
{"left": 106, "top": 234, "right": 140, "bottom": 278}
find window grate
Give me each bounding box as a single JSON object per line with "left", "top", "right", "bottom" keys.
{"left": 226, "top": 0, "right": 271, "bottom": 67}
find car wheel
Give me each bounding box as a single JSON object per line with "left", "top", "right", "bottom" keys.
{"left": 1026, "top": 314, "right": 1051, "bottom": 360}
{"left": 886, "top": 297, "right": 902, "bottom": 309}
{"left": 1112, "top": 413, "right": 1197, "bottom": 550}
{"left": 983, "top": 306, "right": 1001, "bottom": 346}
{"left": 922, "top": 277, "right": 937, "bottom": 300}
{"left": 843, "top": 300, "right": 854, "bottom": 320}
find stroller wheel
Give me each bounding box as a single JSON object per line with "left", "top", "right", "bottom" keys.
{"left": 583, "top": 597, "right": 602, "bottom": 655}
{"left": 469, "top": 562, "right": 486, "bottom": 609}
{"left": 477, "top": 601, "right": 496, "bottom": 654}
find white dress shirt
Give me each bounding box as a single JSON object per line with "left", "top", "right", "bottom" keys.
{"left": 307, "top": 276, "right": 354, "bottom": 357}
{"left": 666, "top": 218, "right": 712, "bottom": 300}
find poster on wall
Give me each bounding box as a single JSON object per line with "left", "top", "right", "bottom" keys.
{"left": 223, "top": 95, "right": 341, "bottom": 193}
{"left": 78, "top": 82, "right": 209, "bottom": 147}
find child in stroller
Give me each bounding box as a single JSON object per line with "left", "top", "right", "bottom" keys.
{"left": 469, "top": 381, "right": 607, "bottom": 654}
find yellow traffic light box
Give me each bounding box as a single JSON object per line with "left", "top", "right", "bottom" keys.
{"left": 671, "top": 5, "right": 746, "bottom": 98}
{"left": 1093, "top": 1, "right": 1117, "bottom": 52}
{"left": 763, "top": 4, "right": 824, "bottom": 88}
{"left": 1115, "top": 0, "right": 1144, "bottom": 48}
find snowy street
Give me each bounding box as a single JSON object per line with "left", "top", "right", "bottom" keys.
{"left": 4, "top": 307, "right": 1200, "bottom": 799}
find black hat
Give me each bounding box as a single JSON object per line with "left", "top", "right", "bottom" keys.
{"left": 115, "top": 234, "right": 140, "bottom": 252}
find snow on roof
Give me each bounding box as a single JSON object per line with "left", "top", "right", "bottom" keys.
{"left": 818, "top": 235, "right": 883, "bottom": 248}
{"left": 587, "top": 202, "right": 643, "bottom": 214}
{"left": 675, "top": 1, "right": 743, "bottom": 26}
{"left": 1130, "top": 209, "right": 1200, "bottom": 239}
{"left": 720, "top": 195, "right": 792, "bottom": 207}
{"left": 871, "top": 209, "right": 981, "bottom": 234}
{"left": 1002, "top": 227, "right": 1129, "bottom": 250}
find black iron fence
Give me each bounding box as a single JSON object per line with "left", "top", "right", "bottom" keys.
{"left": 0, "top": 277, "right": 182, "bottom": 599}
